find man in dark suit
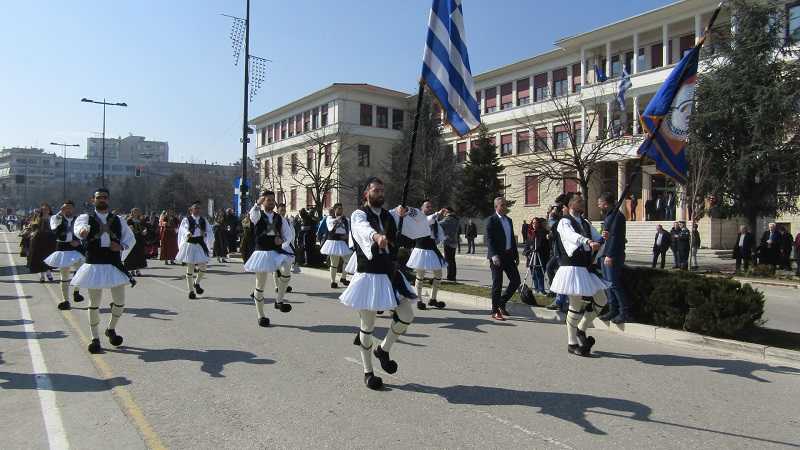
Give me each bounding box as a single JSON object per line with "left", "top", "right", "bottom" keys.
{"left": 652, "top": 225, "right": 671, "bottom": 269}
{"left": 733, "top": 225, "right": 754, "bottom": 272}
{"left": 759, "top": 222, "right": 778, "bottom": 267}
{"left": 485, "top": 197, "right": 520, "bottom": 321}
{"left": 665, "top": 192, "right": 676, "bottom": 220}
{"left": 644, "top": 197, "right": 655, "bottom": 221}
{"left": 597, "top": 192, "right": 629, "bottom": 324}
{"left": 669, "top": 221, "right": 681, "bottom": 268}
{"left": 654, "top": 193, "right": 665, "bottom": 220}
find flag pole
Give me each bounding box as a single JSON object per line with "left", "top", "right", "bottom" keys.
{"left": 395, "top": 80, "right": 426, "bottom": 240}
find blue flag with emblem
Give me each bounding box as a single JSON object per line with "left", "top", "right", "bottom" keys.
{"left": 421, "top": 0, "right": 480, "bottom": 137}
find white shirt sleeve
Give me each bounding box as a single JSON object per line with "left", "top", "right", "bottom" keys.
{"left": 118, "top": 216, "right": 136, "bottom": 261}
{"left": 177, "top": 218, "right": 190, "bottom": 248}
{"left": 557, "top": 218, "right": 591, "bottom": 257}
{"left": 49, "top": 214, "right": 62, "bottom": 231}
{"left": 326, "top": 215, "right": 336, "bottom": 231}
{"left": 391, "top": 206, "right": 430, "bottom": 240}
{"left": 281, "top": 217, "right": 295, "bottom": 252}
{"left": 249, "top": 205, "right": 261, "bottom": 224}
{"left": 204, "top": 218, "right": 214, "bottom": 250}
{"left": 74, "top": 214, "right": 90, "bottom": 239}
{"left": 351, "top": 210, "right": 377, "bottom": 260}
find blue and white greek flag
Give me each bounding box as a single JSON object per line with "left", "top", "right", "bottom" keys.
{"left": 422, "top": 0, "right": 480, "bottom": 137}
{"left": 617, "top": 68, "right": 632, "bottom": 111}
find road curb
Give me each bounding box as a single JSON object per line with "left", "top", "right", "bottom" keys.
{"left": 292, "top": 265, "right": 800, "bottom": 367}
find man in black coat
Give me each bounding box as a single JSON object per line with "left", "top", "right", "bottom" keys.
{"left": 597, "top": 192, "right": 629, "bottom": 323}
{"left": 676, "top": 221, "right": 690, "bottom": 270}
{"left": 652, "top": 224, "right": 671, "bottom": 269}
{"left": 733, "top": 225, "right": 754, "bottom": 272}
{"left": 485, "top": 197, "right": 520, "bottom": 321}
{"left": 759, "top": 222, "right": 778, "bottom": 267}
{"left": 669, "top": 222, "right": 681, "bottom": 268}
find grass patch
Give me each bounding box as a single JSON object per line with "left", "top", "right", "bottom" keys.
{"left": 438, "top": 281, "right": 551, "bottom": 307}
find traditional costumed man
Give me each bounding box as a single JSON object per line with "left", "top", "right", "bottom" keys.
{"left": 71, "top": 188, "right": 136, "bottom": 354}
{"left": 548, "top": 193, "right": 610, "bottom": 357}
{"left": 44, "top": 200, "right": 85, "bottom": 310}
{"left": 275, "top": 203, "right": 295, "bottom": 293}
{"left": 244, "top": 190, "right": 294, "bottom": 327}
{"left": 321, "top": 203, "right": 352, "bottom": 288}
{"left": 175, "top": 201, "right": 214, "bottom": 299}
{"left": 340, "top": 177, "right": 429, "bottom": 390}
{"left": 405, "top": 200, "right": 447, "bottom": 310}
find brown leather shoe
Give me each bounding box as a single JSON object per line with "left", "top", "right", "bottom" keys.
{"left": 491, "top": 312, "right": 506, "bottom": 321}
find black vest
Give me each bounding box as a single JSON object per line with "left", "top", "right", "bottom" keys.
{"left": 86, "top": 212, "right": 123, "bottom": 265}
{"left": 556, "top": 216, "right": 593, "bottom": 268}
{"left": 355, "top": 206, "right": 397, "bottom": 275}
{"left": 415, "top": 221, "right": 440, "bottom": 250}
{"left": 254, "top": 210, "right": 283, "bottom": 251}
{"left": 327, "top": 217, "right": 350, "bottom": 241}
{"left": 54, "top": 215, "right": 77, "bottom": 251}
{"left": 187, "top": 216, "right": 207, "bottom": 234}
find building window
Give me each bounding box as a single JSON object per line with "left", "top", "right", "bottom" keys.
{"left": 624, "top": 51, "right": 634, "bottom": 74}
{"left": 554, "top": 126, "right": 569, "bottom": 149}
{"left": 290, "top": 188, "right": 297, "bottom": 210}
{"left": 574, "top": 121, "right": 583, "bottom": 144}
{"left": 524, "top": 175, "right": 539, "bottom": 205}
{"left": 500, "top": 83, "right": 513, "bottom": 110}
{"left": 303, "top": 111, "right": 311, "bottom": 132}
{"left": 680, "top": 34, "right": 695, "bottom": 58}
{"left": 475, "top": 90, "right": 482, "bottom": 110}
{"left": 517, "top": 131, "right": 530, "bottom": 154}
{"left": 668, "top": 39, "right": 674, "bottom": 65}
{"left": 323, "top": 190, "right": 332, "bottom": 209}
{"left": 312, "top": 107, "right": 319, "bottom": 129}
{"left": 651, "top": 43, "right": 663, "bottom": 68}
{"left": 516, "top": 77, "right": 530, "bottom": 105}
{"left": 277, "top": 190, "right": 285, "bottom": 204}
{"left": 288, "top": 119, "right": 295, "bottom": 137}
{"left": 321, "top": 104, "right": 329, "bottom": 127}
{"left": 484, "top": 87, "right": 497, "bottom": 113}
{"left": 360, "top": 104, "right": 373, "bottom": 126}
{"left": 789, "top": 3, "right": 800, "bottom": 42}
{"left": 637, "top": 48, "right": 646, "bottom": 71}
{"left": 552, "top": 68, "right": 568, "bottom": 97}
{"left": 296, "top": 114, "right": 303, "bottom": 134}
{"left": 456, "top": 142, "right": 466, "bottom": 162}
{"left": 268, "top": 125, "right": 274, "bottom": 143}
{"left": 392, "top": 109, "right": 404, "bottom": 130}
{"left": 534, "top": 128, "right": 549, "bottom": 152}
{"left": 277, "top": 156, "right": 283, "bottom": 176}
{"left": 306, "top": 148, "right": 313, "bottom": 169}
{"left": 563, "top": 174, "right": 578, "bottom": 193}
{"left": 260, "top": 128, "right": 267, "bottom": 146}
{"left": 499, "top": 133, "right": 513, "bottom": 156}
{"left": 357, "top": 145, "right": 370, "bottom": 167}
{"left": 376, "top": 106, "right": 389, "bottom": 128}
{"left": 281, "top": 120, "right": 287, "bottom": 140}
{"left": 533, "top": 73, "right": 548, "bottom": 102}
{"left": 264, "top": 159, "right": 270, "bottom": 180}
{"left": 306, "top": 187, "right": 314, "bottom": 208}
{"left": 324, "top": 144, "right": 332, "bottom": 166}
{"left": 571, "top": 64, "right": 581, "bottom": 93}
{"left": 291, "top": 153, "right": 298, "bottom": 174}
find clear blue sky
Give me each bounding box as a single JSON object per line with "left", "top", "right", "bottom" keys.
{"left": 0, "top": 0, "right": 671, "bottom": 164}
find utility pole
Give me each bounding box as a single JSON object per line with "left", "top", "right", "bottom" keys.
{"left": 239, "top": 0, "right": 251, "bottom": 215}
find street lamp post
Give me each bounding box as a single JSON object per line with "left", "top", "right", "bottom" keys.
{"left": 50, "top": 142, "right": 79, "bottom": 200}
{"left": 81, "top": 98, "right": 127, "bottom": 188}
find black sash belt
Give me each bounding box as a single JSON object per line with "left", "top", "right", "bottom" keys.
{"left": 415, "top": 237, "right": 445, "bottom": 265}
{"left": 187, "top": 236, "right": 209, "bottom": 257}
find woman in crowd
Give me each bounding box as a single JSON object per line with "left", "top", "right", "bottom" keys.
{"left": 125, "top": 208, "right": 148, "bottom": 276}
{"left": 524, "top": 216, "right": 550, "bottom": 295}
{"left": 159, "top": 209, "right": 179, "bottom": 264}
{"left": 213, "top": 211, "right": 230, "bottom": 263}
{"left": 26, "top": 204, "right": 57, "bottom": 282}
{"left": 144, "top": 213, "right": 160, "bottom": 259}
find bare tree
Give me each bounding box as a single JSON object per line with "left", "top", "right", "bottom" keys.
{"left": 507, "top": 84, "right": 632, "bottom": 202}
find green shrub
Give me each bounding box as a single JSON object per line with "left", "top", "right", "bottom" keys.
{"left": 745, "top": 265, "right": 775, "bottom": 278}
{"left": 622, "top": 267, "right": 765, "bottom": 338}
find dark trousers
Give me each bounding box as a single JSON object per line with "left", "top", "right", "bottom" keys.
{"left": 602, "top": 255, "right": 628, "bottom": 316}
{"left": 735, "top": 253, "right": 751, "bottom": 272}
{"left": 652, "top": 248, "right": 668, "bottom": 269}
{"left": 444, "top": 246, "right": 457, "bottom": 281}
{"left": 490, "top": 253, "right": 520, "bottom": 313}
{"left": 467, "top": 238, "right": 475, "bottom": 254}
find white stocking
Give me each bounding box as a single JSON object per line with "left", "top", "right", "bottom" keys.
{"left": 186, "top": 264, "right": 195, "bottom": 292}
{"left": 566, "top": 296, "right": 586, "bottom": 346}
{"left": 329, "top": 255, "right": 341, "bottom": 283}
{"left": 253, "top": 272, "right": 267, "bottom": 318}
{"left": 381, "top": 299, "right": 414, "bottom": 352}
{"left": 276, "top": 262, "right": 291, "bottom": 303}
{"left": 358, "top": 310, "right": 376, "bottom": 373}
{"left": 195, "top": 263, "right": 207, "bottom": 283}
{"left": 415, "top": 269, "right": 427, "bottom": 300}
{"left": 59, "top": 268, "right": 71, "bottom": 301}
{"left": 88, "top": 289, "right": 103, "bottom": 339}
{"left": 108, "top": 286, "right": 125, "bottom": 330}
{"left": 579, "top": 290, "right": 608, "bottom": 331}
{"left": 431, "top": 269, "right": 442, "bottom": 301}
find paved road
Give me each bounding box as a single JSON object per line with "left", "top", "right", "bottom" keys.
{"left": 452, "top": 253, "right": 799, "bottom": 333}
{"left": 2, "top": 232, "right": 800, "bottom": 449}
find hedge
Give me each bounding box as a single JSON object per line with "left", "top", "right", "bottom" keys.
{"left": 622, "top": 267, "right": 765, "bottom": 338}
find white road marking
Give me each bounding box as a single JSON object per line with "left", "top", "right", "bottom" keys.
{"left": 343, "top": 356, "right": 573, "bottom": 449}
{"left": 4, "top": 237, "right": 70, "bottom": 449}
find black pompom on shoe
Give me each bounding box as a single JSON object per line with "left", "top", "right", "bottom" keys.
{"left": 188, "top": 292, "right": 196, "bottom": 300}
{"left": 194, "top": 283, "right": 204, "bottom": 295}
{"left": 57, "top": 301, "right": 71, "bottom": 311}
{"left": 428, "top": 299, "right": 446, "bottom": 309}
{"left": 373, "top": 345, "right": 398, "bottom": 374}
{"left": 364, "top": 372, "right": 383, "bottom": 390}
{"left": 416, "top": 301, "right": 427, "bottom": 310}
{"left": 73, "top": 291, "right": 84, "bottom": 303}
{"left": 330, "top": 282, "right": 338, "bottom": 289}
{"left": 576, "top": 330, "right": 595, "bottom": 353}
{"left": 258, "top": 317, "right": 270, "bottom": 327}
{"left": 87, "top": 338, "right": 103, "bottom": 354}
{"left": 274, "top": 302, "right": 292, "bottom": 313}
{"left": 286, "top": 285, "right": 293, "bottom": 293}
{"left": 353, "top": 333, "right": 361, "bottom": 346}
{"left": 567, "top": 344, "right": 589, "bottom": 357}
{"left": 105, "top": 329, "right": 124, "bottom": 347}
{"left": 340, "top": 278, "right": 350, "bottom": 286}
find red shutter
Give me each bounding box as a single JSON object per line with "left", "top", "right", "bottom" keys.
{"left": 500, "top": 134, "right": 512, "bottom": 145}
{"left": 651, "top": 43, "right": 663, "bottom": 68}
{"left": 484, "top": 87, "right": 497, "bottom": 108}
{"left": 553, "top": 68, "right": 567, "bottom": 81}
{"left": 572, "top": 64, "right": 581, "bottom": 92}
{"left": 290, "top": 189, "right": 297, "bottom": 210}
{"left": 500, "top": 83, "right": 513, "bottom": 104}
{"left": 525, "top": 176, "right": 539, "bottom": 205}
{"left": 516, "top": 78, "right": 530, "bottom": 100}
{"left": 554, "top": 124, "right": 568, "bottom": 134}
{"left": 534, "top": 73, "right": 547, "bottom": 88}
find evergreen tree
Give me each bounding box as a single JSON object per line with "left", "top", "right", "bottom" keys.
{"left": 154, "top": 173, "right": 196, "bottom": 213}
{"left": 690, "top": 0, "right": 800, "bottom": 231}
{"left": 455, "top": 123, "right": 507, "bottom": 218}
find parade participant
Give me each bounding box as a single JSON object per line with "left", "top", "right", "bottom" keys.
{"left": 44, "top": 200, "right": 85, "bottom": 310}
{"left": 549, "top": 194, "right": 610, "bottom": 357}
{"left": 71, "top": 188, "right": 136, "bottom": 354}
{"left": 159, "top": 209, "right": 179, "bottom": 265}
{"left": 340, "top": 177, "right": 429, "bottom": 390}
{"left": 27, "top": 204, "right": 57, "bottom": 283}
{"left": 270, "top": 203, "right": 295, "bottom": 293}
{"left": 244, "top": 191, "right": 294, "bottom": 327}
{"left": 321, "top": 203, "right": 352, "bottom": 288}
{"left": 405, "top": 200, "right": 448, "bottom": 310}
{"left": 212, "top": 211, "right": 230, "bottom": 263}
{"left": 175, "top": 201, "right": 214, "bottom": 299}
{"left": 124, "top": 208, "right": 148, "bottom": 277}
{"left": 239, "top": 212, "right": 255, "bottom": 263}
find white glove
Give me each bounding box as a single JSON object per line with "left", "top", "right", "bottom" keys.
{"left": 491, "top": 255, "right": 501, "bottom": 267}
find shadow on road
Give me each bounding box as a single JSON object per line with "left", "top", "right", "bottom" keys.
{"left": 110, "top": 346, "right": 275, "bottom": 378}
{"left": 0, "top": 330, "right": 67, "bottom": 340}
{"left": 411, "top": 314, "right": 515, "bottom": 333}
{"left": 270, "top": 323, "right": 429, "bottom": 347}
{"left": 0, "top": 371, "right": 131, "bottom": 392}
{"left": 96, "top": 307, "right": 178, "bottom": 321}
{"left": 0, "top": 265, "right": 28, "bottom": 277}
{"left": 596, "top": 351, "right": 800, "bottom": 383}
{"left": 0, "top": 319, "right": 32, "bottom": 326}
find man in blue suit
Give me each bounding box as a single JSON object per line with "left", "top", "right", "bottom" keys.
{"left": 597, "top": 192, "right": 630, "bottom": 324}
{"left": 485, "top": 197, "right": 520, "bottom": 321}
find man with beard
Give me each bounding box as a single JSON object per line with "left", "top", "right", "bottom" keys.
{"left": 339, "top": 177, "right": 429, "bottom": 390}
{"left": 405, "top": 199, "right": 448, "bottom": 310}
{"left": 175, "top": 201, "right": 214, "bottom": 299}
{"left": 244, "top": 191, "right": 294, "bottom": 327}
{"left": 44, "top": 200, "right": 85, "bottom": 310}
{"left": 71, "top": 188, "right": 136, "bottom": 354}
